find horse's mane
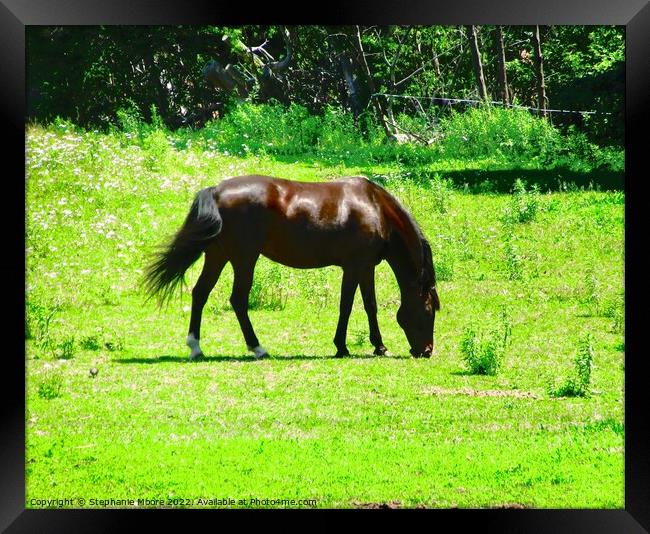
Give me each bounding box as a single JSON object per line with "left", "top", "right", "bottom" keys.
{"left": 419, "top": 237, "right": 441, "bottom": 311}
{"left": 376, "top": 181, "right": 440, "bottom": 311}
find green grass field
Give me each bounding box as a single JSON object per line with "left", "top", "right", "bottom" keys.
{"left": 25, "top": 123, "right": 624, "bottom": 508}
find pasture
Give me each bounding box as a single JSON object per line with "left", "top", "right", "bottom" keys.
{"left": 25, "top": 120, "right": 624, "bottom": 508}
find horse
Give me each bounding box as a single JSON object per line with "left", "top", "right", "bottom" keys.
{"left": 143, "top": 175, "right": 440, "bottom": 360}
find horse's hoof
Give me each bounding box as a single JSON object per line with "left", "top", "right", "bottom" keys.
{"left": 334, "top": 349, "right": 350, "bottom": 358}
{"left": 248, "top": 345, "right": 269, "bottom": 359}
{"left": 373, "top": 346, "right": 389, "bottom": 356}
{"left": 189, "top": 352, "right": 204, "bottom": 361}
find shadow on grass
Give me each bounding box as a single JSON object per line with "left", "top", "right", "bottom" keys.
{"left": 450, "top": 370, "right": 479, "bottom": 376}
{"left": 268, "top": 153, "right": 623, "bottom": 193}
{"left": 114, "top": 352, "right": 411, "bottom": 364}
{"left": 422, "top": 167, "right": 624, "bottom": 193}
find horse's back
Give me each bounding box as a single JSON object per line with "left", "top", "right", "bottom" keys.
{"left": 213, "top": 175, "right": 388, "bottom": 268}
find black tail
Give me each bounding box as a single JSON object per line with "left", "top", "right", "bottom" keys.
{"left": 142, "top": 187, "right": 222, "bottom": 305}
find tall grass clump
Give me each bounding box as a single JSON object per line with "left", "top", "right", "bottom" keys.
{"left": 502, "top": 179, "right": 541, "bottom": 224}
{"left": 501, "top": 224, "right": 524, "bottom": 281}
{"left": 602, "top": 293, "right": 624, "bottom": 334}
{"left": 430, "top": 174, "right": 453, "bottom": 214}
{"left": 248, "top": 260, "right": 287, "bottom": 311}
{"left": 460, "top": 307, "right": 512, "bottom": 375}
{"left": 581, "top": 268, "right": 600, "bottom": 315}
{"left": 437, "top": 106, "right": 561, "bottom": 164}
{"left": 549, "top": 334, "right": 595, "bottom": 398}
{"left": 37, "top": 370, "right": 64, "bottom": 400}
{"left": 26, "top": 299, "right": 60, "bottom": 355}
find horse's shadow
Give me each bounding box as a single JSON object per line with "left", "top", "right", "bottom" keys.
{"left": 114, "top": 352, "right": 411, "bottom": 364}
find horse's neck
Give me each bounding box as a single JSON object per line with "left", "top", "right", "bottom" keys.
{"left": 385, "top": 233, "right": 419, "bottom": 298}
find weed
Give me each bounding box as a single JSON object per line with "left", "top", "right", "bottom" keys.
{"left": 502, "top": 226, "right": 524, "bottom": 281}
{"left": 502, "top": 179, "right": 540, "bottom": 224}
{"left": 349, "top": 329, "right": 366, "bottom": 347}
{"left": 55, "top": 335, "right": 76, "bottom": 359}
{"left": 458, "top": 218, "right": 473, "bottom": 260}
{"left": 37, "top": 371, "right": 63, "bottom": 400}
{"left": 299, "top": 267, "right": 332, "bottom": 309}
{"left": 602, "top": 294, "right": 624, "bottom": 333}
{"left": 460, "top": 327, "right": 504, "bottom": 376}
{"left": 26, "top": 299, "right": 60, "bottom": 352}
{"left": 549, "top": 334, "right": 595, "bottom": 398}
{"left": 249, "top": 261, "right": 287, "bottom": 311}
{"left": 459, "top": 307, "right": 511, "bottom": 376}
{"left": 430, "top": 175, "right": 452, "bottom": 214}
{"left": 80, "top": 335, "right": 101, "bottom": 351}
{"left": 581, "top": 269, "right": 600, "bottom": 315}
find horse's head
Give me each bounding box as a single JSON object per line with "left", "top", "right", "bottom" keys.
{"left": 397, "top": 284, "right": 440, "bottom": 358}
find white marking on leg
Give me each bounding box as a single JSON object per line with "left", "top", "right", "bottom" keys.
{"left": 247, "top": 345, "right": 269, "bottom": 359}
{"left": 186, "top": 333, "right": 203, "bottom": 360}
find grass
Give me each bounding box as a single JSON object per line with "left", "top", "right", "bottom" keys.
{"left": 25, "top": 119, "right": 624, "bottom": 509}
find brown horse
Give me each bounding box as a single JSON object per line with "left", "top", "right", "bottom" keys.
{"left": 144, "top": 175, "right": 440, "bottom": 359}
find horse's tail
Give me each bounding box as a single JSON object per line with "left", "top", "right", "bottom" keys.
{"left": 143, "top": 187, "right": 222, "bottom": 305}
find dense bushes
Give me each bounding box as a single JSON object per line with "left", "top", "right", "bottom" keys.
{"left": 39, "top": 101, "right": 623, "bottom": 175}
{"left": 175, "top": 103, "right": 623, "bottom": 172}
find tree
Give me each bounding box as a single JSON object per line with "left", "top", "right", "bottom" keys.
{"left": 532, "top": 25, "right": 548, "bottom": 117}
{"left": 495, "top": 26, "right": 510, "bottom": 105}
{"left": 468, "top": 25, "right": 488, "bottom": 101}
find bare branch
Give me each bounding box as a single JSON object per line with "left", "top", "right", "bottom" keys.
{"left": 266, "top": 26, "right": 293, "bottom": 73}
{"left": 395, "top": 65, "right": 425, "bottom": 87}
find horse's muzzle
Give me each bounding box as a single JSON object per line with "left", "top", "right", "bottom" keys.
{"left": 411, "top": 343, "right": 433, "bottom": 358}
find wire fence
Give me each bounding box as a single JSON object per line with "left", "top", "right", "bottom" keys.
{"left": 371, "top": 92, "right": 611, "bottom": 116}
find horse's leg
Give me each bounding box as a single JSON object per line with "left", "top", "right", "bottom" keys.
{"left": 186, "top": 248, "right": 226, "bottom": 360}
{"left": 359, "top": 267, "right": 388, "bottom": 356}
{"left": 333, "top": 268, "right": 359, "bottom": 357}
{"left": 230, "top": 255, "right": 268, "bottom": 359}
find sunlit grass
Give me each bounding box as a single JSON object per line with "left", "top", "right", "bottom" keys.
{"left": 25, "top": 123, "right": 624, "bottom": 508}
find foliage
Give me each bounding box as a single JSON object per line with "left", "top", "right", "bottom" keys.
{"left": 437, "top": 106, "right": 562, "bottom": 164}
{"left": 27, "top": 25, "right": 624, "bottom": 146}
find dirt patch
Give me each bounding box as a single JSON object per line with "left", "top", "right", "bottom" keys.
{"left": 352, "top": 500, "right": 402, "bottom": 509}
{"left": 351, "top": 501, "right": 430, "bottom": 509}
{"left": 422, "top": 386, "right": 540, "bottom": 399}
{"left": 493, "top": 503, "right": 527, "bottom": 509}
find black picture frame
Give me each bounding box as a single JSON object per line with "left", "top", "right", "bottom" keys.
{"left": 3, "top": 0, "right": 648, "bottom": 531}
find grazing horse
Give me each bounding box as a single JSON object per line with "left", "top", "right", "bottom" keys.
{"left": 143, "top": 175, "right": 440, "bottom": 359}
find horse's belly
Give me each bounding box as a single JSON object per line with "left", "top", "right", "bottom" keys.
{"left": 261, "top": 223, "right": 377, "bottom": 268}
{"left": 261, "top": 232, "right": 344, "bottom": 268}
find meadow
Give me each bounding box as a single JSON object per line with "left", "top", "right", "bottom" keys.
{"left": 25, "top": 107, "right": 624, "bottom": 508}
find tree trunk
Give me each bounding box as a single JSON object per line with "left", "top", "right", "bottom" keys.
{"left": 468, "top": 25, "right": 488, "bottom": 101}
{"left": 532, "top": 25, "right": 547, "bottom": 117}
{"left": 495, "top": 26, "right": 510, "bottom": 105}
{"left": 355, "top": 25, "right": 392, "bottom": 137}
